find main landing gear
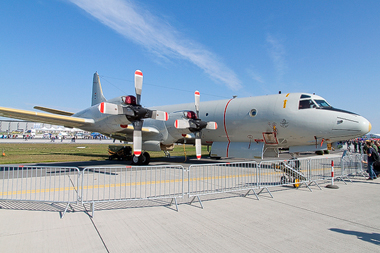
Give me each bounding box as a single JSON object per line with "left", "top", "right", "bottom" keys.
{"left": 131, "top": 152, "right": 150, "bottom": 165}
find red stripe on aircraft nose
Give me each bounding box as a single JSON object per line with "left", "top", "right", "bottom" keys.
{"left": 135, "top": 70, "right": 143, "bottom": 76}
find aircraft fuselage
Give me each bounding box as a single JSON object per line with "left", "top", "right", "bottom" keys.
{"left": 73, "top": 92, "right": 371, "bottom": 158}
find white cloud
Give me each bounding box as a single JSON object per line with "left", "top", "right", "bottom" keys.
{"left": 69, "top": 0, "right": 242, "bottom": 90}
{"left": 266, "top": 34, "right": 287, "bottom": 80}
{"left": 246, "top": 67, "right": 264, "bottom": 84}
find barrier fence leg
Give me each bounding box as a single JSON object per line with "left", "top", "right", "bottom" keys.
{"left": 61, "top": 203, "right": 71, "bottom": 219}
{"left": 90, "top": 201, "right": 95, "bottom": 218}
{"left": 326, "top": 160, "right": 339, "bottom": 189}
{"left": 170, "top": 197, "right": 179, "bottom": 212}
{"left": 189, "top": 196, "right": 203, "bottom": 209}
{"left": 302, "top": 182, "right": 312, "bottom": 192}
{"left": 307, "top": 180, "right": 322, "bottom": 190}
{"left": 243, "top": 189, "right": 259, "bottom": 200}
{"left": 257, "top": 187, "right": 273, "bottom": 198}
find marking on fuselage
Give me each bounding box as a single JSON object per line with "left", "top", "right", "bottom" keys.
{"left": 283, "top": 100, "right": 288, "bottom": 108}
{"left": 223, "top": 98, "right": 234, "bottom": 157}
{"left": 280, "top": 119, "right": 289, "bottom": 128}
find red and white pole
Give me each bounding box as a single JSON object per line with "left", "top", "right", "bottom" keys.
{"left": 326, "top": 160, "right": 339, "bottom": 189}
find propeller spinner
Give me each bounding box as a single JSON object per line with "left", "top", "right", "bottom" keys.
{"left": 175, "top": 90, "right": 218, "bottom": 159}
{"left": 98, "top": 70, "right": 168, "bottom": 157}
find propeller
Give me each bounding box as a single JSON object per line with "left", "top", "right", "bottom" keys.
{"left": 174, "top": 90, "right": 217, "bottom": 159}
{"left": 98, "top": 70, "right": 168, "bottom": 157}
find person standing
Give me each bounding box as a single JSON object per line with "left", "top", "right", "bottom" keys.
{"left": 366, "top": 140, "right": 377, "bottom": 180}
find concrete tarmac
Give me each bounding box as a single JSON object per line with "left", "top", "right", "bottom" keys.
{"left": 0, "top": 174, "right": 379, "bottom": 252}
{"left": 0, "top": 141, "right": 378, "bottom": 252}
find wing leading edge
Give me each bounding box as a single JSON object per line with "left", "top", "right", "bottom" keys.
{"left": 0, "top": 106, "right": 94, "bottom": 128}
{"left": 33, "top": 106, "right": 74, "bottom": 116}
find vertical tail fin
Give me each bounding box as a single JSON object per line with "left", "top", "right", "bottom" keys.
{"left": 92, "top": 72, "right": 107, "bottom": 106}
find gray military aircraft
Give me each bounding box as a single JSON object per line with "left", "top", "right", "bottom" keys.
{"left": 0, "top": 70, "right": 371, "bottom": 165}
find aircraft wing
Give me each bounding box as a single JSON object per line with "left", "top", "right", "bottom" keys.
{"left": 0, "top": 106, "right": 94, "bottom": 128}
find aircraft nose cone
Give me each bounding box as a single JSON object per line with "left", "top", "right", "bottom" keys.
{"left": 359, "top": 116, "right": 371, "bottom": 135}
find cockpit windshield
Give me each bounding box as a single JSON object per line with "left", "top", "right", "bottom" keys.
{"left": 297, "top": 94, "right": 357, "bottom": 114}
{"left": 298, "top": 94, "right": 331, "bottom": 110}
{"left": 314, "top": 99, "right": 331, "bottom": 108}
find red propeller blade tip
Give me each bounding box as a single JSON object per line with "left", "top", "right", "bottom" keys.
{"left": 135, "top": 70, "right": 143, "bottom": 76}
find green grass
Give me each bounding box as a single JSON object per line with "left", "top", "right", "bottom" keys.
{"left": 0, "top": 143, "right": 208, "bottom": 164}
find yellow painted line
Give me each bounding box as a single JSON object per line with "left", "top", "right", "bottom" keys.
{"left": 0, "top": 186, "right": 77, "bottom": 197}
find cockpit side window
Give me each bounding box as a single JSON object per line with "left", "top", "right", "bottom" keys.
{"left": 299, "top": 99, "right": 317, "bottom": 109}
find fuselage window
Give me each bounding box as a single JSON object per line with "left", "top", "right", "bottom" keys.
{"left": 299, "top": 99, "right": 317, "bottom": 109}
{"left": 249, "top": 109, "right": 257, "bottom": 117}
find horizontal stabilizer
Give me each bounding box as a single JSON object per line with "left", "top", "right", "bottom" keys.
{"left": 34, "top": 106, "right": 74, "bottom": 116}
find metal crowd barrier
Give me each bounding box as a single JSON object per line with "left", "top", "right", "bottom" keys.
{"left": 0, "top": 153, "right": 366, "bottom": 217}
{"left": 0, "top": 166, "right": 80, "bottom": 217}
{"left": 81, "top": 165, "right": 185, "bottom": 216}
{"left": 341, "top": 153, "right": 366, "bottom": 179}
{"left": 308, "top": 156, "right": 342, "bottom": 184}
{"left": 258, "top": 159, "right": 310, "bottom": 190}
{"left": 188, "top": 162, "right": 259, "bottom": 207}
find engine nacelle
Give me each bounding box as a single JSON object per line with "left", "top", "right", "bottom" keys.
{"left": 122, "top": 95, "right": 137, "bottom": 105}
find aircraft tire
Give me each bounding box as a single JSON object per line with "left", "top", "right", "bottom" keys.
{"left": 142, "top": 152, "right": 150, "bottom": 165}
{"left": 131, "top": 155, "right": 143, "bottom": 165}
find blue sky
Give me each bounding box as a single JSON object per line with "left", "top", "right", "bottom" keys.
{"left": 0, "top": 0, "right": 379, "bottom": 133}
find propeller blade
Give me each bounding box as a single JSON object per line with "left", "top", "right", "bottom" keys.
{"left": 194, "top": 90, "right": 200, "bottom": 117}
{"left": 206, "top": 122, "right": 218, "bottom": 130}
{"left": 98, "top": 102, "right": 119, "bottom": 115}
{"left": 195, "top": 136, "right": 202, "bottom": 160}
{"left": 174, "top": 119, "right": 191, "bottom": 129}
{"left": 133, "top": 130, "right": 142, "bottom": 157}
{"left": 151, "top": 110, "right": 169, "bottom": 121}
{"left": 132, "top": 120, "right": 143, "bottom": 157}
{"left": 135, "top": 70, "right": 143, "bottom": 105}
